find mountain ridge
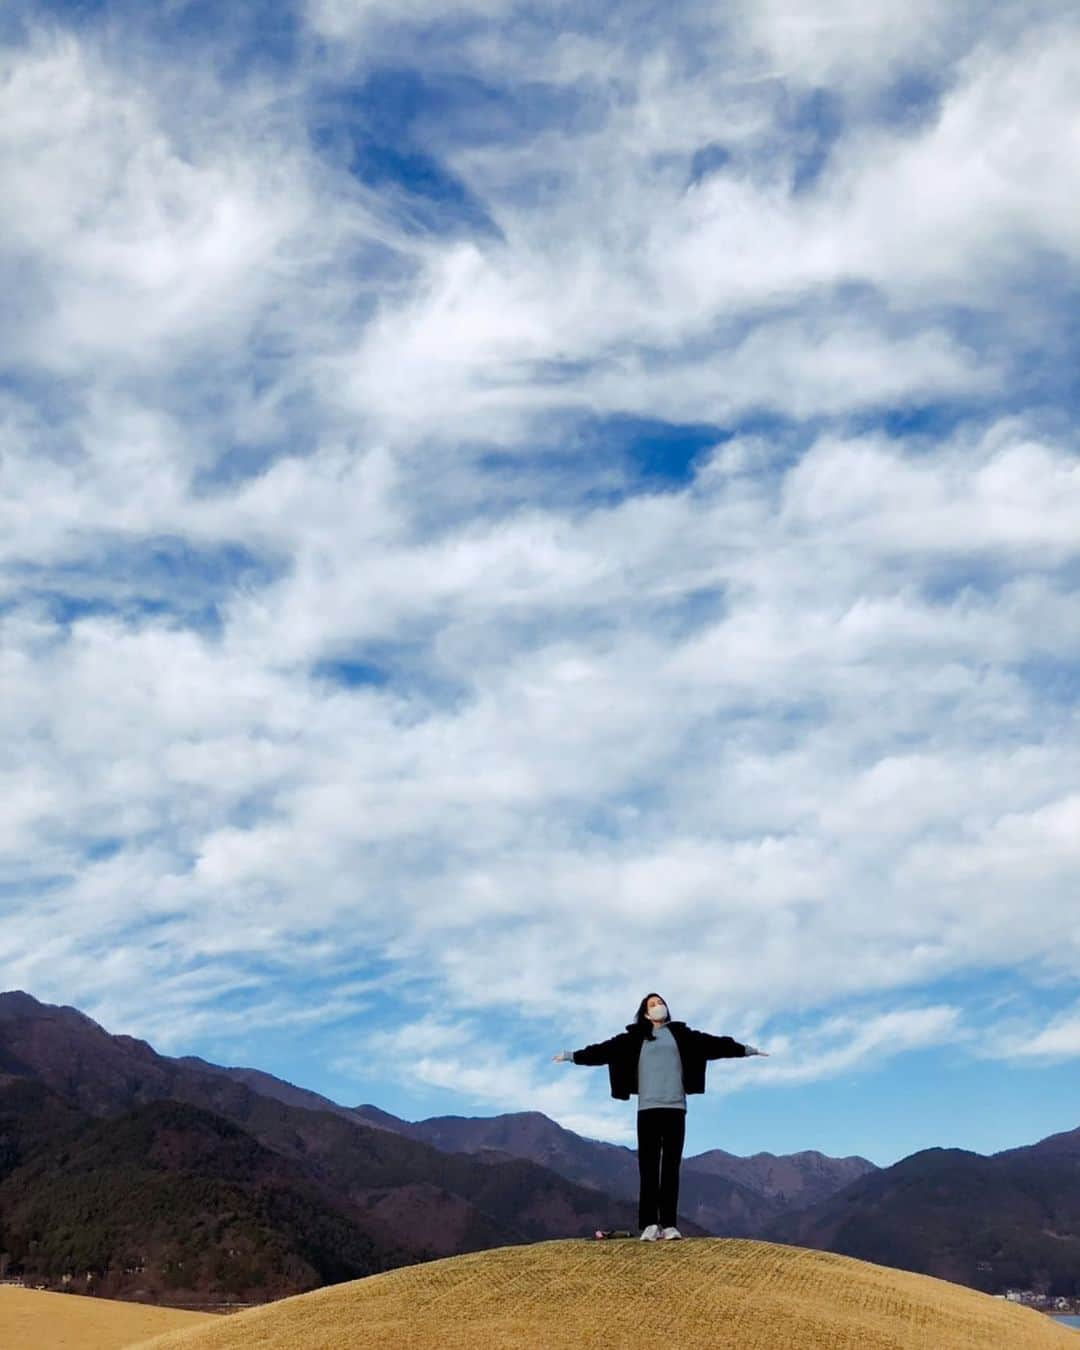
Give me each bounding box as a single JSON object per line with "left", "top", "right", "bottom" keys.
{"left": 0, "top": 991, "right": 668, "bottom": 1298}
{"left": 4, "top": 990, "right": 1078, "bottom": 1301}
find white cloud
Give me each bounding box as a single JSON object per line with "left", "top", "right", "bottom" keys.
{"left": 4, "top": 415, "right": 1079, "bottom": 1047}
{"left": 976, "top": 1000, "right": 1080, "bottom": 1063}
{"left": 296, "top": 17, "right": 1080, "bottom": 446}
{"left": 830, "top": 29, "right": 1080, "bottom": 293}
{"left": 734, "top": 0, "right": 953, "bottom": 88}
{"left": 336, "top": 1015, "right": 638, "bottom": 1141}
{"left": 0, "top": 37, "right": 292, "bottom": 374}
{"left": 326, "top": 1002, "right": 966, "bottom": 1139}
{"left": 779, "top": 426, "right": 1080, "bottom": 561}
{"left": 717, "top": 1005, "right": 967, "bottom": 1090}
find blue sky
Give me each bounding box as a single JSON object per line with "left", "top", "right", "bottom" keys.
{"left": 2, "top": 0, "right": 1079, "bottom": 1169}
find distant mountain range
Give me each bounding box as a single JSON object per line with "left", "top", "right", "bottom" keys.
{"left": 762, "top": 1127, "right": 1080, "bottom": 1297}
{"left": 347, "top": 1104, "right": 876, "bottom": 1234}
{"left": 0, "top": 991, "right": 648, "bottom": 1300}
{"left": 1, "top": 990, "right": 1076, "bottom": 1302}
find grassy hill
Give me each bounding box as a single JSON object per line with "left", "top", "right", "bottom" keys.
{"left": 0, "top": 1285, "right": 211, "bottom": 1350}
{"left": 130, "top": 1238, "right": 1078, "bottom": 1350}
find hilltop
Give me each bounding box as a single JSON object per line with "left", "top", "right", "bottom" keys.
{"left": 131, "top": 1238, "right": 1077, "bottom": 1350}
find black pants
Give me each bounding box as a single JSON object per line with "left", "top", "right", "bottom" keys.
{"left": 637, "top": 1107, "right": 686, "bottom": 1229}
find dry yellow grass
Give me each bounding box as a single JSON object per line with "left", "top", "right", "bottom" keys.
{"left": 129, "top": 1239, "right": 1079, "bottom": 1350}
{"left": 0, "top": 1284, "right": 213, "bottom": 1350}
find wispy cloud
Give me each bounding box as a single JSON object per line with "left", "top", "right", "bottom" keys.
{"left": 974, "top": 999, "right": 1080, "bottom": 1064}
{"left": 335, "top": 1014, "right": 640, "bottom": 1141}
{"left": 722, "top": 1005, "right": 967, "bottom": 1089}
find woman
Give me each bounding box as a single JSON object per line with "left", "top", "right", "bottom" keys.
{"left": 553, "top": 992, "right": 767, "bottom": 1241}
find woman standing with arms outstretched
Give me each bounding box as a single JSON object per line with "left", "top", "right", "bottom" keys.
{"left": 553, "top": 993, "right": 767, "bottom": 1241}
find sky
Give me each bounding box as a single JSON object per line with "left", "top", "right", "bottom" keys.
{"left": 1, "top": 0, "right": 1078, "bottom": 1170}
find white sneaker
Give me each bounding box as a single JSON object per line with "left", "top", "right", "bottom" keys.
{"left": 639, "top": 1224, "right": 661, "bottom": 1241}
{"left": 660, "top": 1227, "right": 683, "bottom": 1240}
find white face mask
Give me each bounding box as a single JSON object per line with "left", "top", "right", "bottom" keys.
{"left": 646, "top": 1003, "right": 668, "bottom": 1022}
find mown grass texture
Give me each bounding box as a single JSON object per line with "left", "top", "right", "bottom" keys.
{"left": 132, "top": 1238, "right": 1078, "bottom": 1350}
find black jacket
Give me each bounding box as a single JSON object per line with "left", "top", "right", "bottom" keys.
{"left": 571, "top": 1020, "right": 749, "bottom": 1100}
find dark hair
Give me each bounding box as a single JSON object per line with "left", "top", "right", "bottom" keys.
{"left": 634, "top": 992, "right": 669, "bottom": 1041}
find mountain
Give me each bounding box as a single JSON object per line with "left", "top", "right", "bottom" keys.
{"left": 351, "top": 1105, "right": 871, "bottom": 1235}
{"left": 685, "top": 1146, "right": 877, "bottom": 1209}
{"left": 176, "top": 1056, "right": 362, "bottom": 1125}
{"left": 352, "top": 1102, "right": 413, "bottom": 1133}
{"left": 0, "top": 986, "right": 860, "bottom": 1242}
{"left": 762, "top": 1139, "right": 1080, "bottom": 1296}
{"left": 11, "top": 989, "right": 1077, "bottom": 1300}
{"left": 996, "top": 1123, "right": 1080, "bottom": 1161}
{"left": 0, "top": 991, "right": 690, "bottom": 1297}
{"left": 404, "top": 1108, "right": 781, "bottom": 1236}
{"left": 0, "top": 989, "right": 841, "bottom": 1246}
{"left": 0, "top": 1080, "right": 396, "bottom": 1301}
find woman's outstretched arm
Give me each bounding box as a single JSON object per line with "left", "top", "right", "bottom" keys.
{"left": 694, "top": 1030, "right": 769, "bottom": 1059}
{"left": 552, "top": 1033, "right": 622, "bottom": 1065}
